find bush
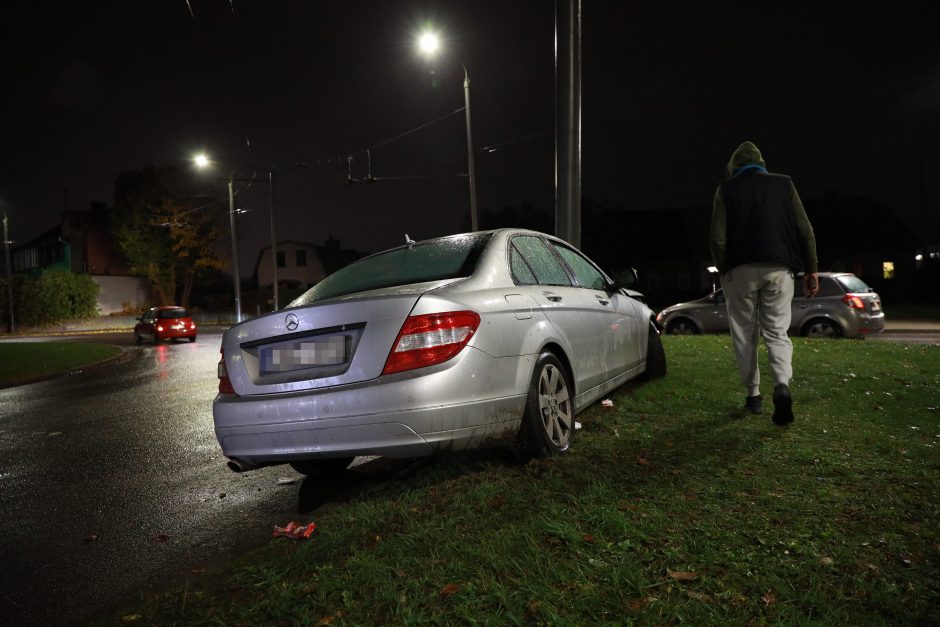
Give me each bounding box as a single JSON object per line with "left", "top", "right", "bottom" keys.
{"left": 16, "top": 270, "right": 100, "bottom": 326}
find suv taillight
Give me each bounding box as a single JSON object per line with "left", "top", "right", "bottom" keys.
{"left": 383, "top": 310, "right": 481, "bottom": 375}
{"left": 218, "top": 348, "right": 235, "bottom": 394}
{"left": 842, "top": 294, "right": 866, "bottom": 310}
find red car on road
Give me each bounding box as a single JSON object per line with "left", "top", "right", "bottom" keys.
{"left": 134, "top": 306, "right": 197, "bottom": 344}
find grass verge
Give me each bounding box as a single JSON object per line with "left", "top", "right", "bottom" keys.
{"left": 0, "top": 341, "right": 122, "bottom": 387}
{"left": 111, "top": 336, "right": 939, "bottom": 625}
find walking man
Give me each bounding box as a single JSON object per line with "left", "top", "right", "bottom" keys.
{"left": 709, "top": 141, "right": 819, "bottom": 425}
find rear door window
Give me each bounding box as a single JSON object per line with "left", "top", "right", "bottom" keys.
{"left": 511, "top": 236, "right": 572, "bottom": 286}
{"left": 160, "top": 308, "right": 188, "bottom": 318}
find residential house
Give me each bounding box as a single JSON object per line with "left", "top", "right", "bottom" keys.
{"left": 11, "top": 203, "right": 151, "bottom": 314}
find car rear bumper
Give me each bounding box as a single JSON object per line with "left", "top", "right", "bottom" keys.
{"left": 159, "top": 328, "right": 196, "bottom": 339}
{"left": 212, "top": 348, "right": 532, "bottom": 465}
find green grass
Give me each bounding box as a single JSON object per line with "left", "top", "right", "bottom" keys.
{"left": 0, "top": 342, "right": 122, "bottom": 387}
{"left": 111, "top": 337, "right": 939, "bottom": 626}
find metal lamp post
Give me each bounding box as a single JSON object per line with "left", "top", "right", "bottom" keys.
{"left": 418, "top": 32, "right": 479, "bottom": 232}
{"left": 226, "top": 178, "right": 242, "bottom": 323}
{"left": 3, "top": 212, "right": 14, "bottom": 333}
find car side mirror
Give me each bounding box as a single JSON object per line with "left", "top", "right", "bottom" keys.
{"left": 609, "top": 267, "right": 638, "bottom": 289}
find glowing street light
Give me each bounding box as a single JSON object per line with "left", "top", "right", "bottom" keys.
{"left": 418, "top": 32, "right": 440, "bottom": 55}
{"left": 193, "top": 154, "right": 243, "bottom": 322}
{"left": 417, "top": 30, "right": 478, "bottom": 231}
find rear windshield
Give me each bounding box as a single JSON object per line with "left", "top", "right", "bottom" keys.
{"left": 290, "top": 232, "right": 493, "bottom": 305}
{"left": 835, "top": 275, "right": 873, "bottom": 294}
{"left": 159, "top": 308, "right": 188, "bottom": 318}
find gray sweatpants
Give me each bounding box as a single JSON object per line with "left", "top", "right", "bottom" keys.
{"left": 721, "top": 263, "right": 794, "bottom": 397}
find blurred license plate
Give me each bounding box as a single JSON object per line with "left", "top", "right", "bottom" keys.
{"left": 261, "top": 336, "right": 346, "bottom": 373}
{"left": 871, "top": 301, "right": 881, "bottom": 312}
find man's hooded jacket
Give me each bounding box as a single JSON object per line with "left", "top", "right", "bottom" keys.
{"left": 709, "top": 141, "right": 818, "bottom": 275}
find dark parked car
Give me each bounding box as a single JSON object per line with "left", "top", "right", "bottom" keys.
{"left": 134, "top": 306, "right": 197, "bottom": 344}
{"left": 655, "top": 272, "right": 884, "bottom": 338}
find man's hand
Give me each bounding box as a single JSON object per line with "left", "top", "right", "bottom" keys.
{"left": 803, "top": 272, "right": 820, "bottom": 298}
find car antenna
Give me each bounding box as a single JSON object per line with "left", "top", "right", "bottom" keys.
{"left": 404, "top": 234, "right": 415, "bottom": 247}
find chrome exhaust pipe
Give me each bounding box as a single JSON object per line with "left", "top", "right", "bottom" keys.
{"left": 226, "top": 458, "right": 259, "bottom": 473}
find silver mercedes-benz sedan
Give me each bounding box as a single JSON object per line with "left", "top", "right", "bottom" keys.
{"left": 213, "top": 229, "right": 666, "bottom": 475}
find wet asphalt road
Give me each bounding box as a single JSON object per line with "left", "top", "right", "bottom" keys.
{"left": 0, "top": 330, "right": 400, "bottom": 626}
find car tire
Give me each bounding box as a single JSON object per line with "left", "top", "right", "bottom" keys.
{"left": 512, "top": 351, "right": 574, "bottom": 461}
{"left": 153, "top": 334, "right": 162, "bottom": 345}
{"left": 666, "top": 317, "right": 699, "bottom": 335}
{"left": 802, "top": 318, "right": 842, "bottom": 338}
{"left": 640, "top": 322, "right": 667, "bottom": 380}
{"left": 189, "top": 336, "right": 197, "bottom": 343}
{"left": 289, "top": 457, "right": 355, "bottom": 477}
{"left": 134, "top": 333, "right": 142, "bottom": 346}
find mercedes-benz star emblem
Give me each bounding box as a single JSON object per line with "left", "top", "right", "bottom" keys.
{"left": 285, "top": 313, "right": 299, "bottom": 331}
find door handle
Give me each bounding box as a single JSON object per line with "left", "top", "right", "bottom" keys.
{"left": 595, "top": 295, "right": 610, "bottom": 306}
{"left": 542, "top": 291, "right": 563, "bottom": 302}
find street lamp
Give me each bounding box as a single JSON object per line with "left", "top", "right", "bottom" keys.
{"left": 3, "top": 212, "right": 14, "bottom": 333}
{"left": 195, "top": 154, "right": 244, "bottom": 323}
{"left": 417, "top": 30, "right": 479, "bottom": 232}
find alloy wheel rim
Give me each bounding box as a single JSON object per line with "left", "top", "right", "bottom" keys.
{"left": 538, "top": 364, "right": 572, "bottom": 447}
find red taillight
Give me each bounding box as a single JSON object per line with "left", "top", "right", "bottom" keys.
{"left": 382, "top": 310, "right": 481, "bottom": 375}
{"left": 842, "top": 294, "right": 865, "bottom": 310}
{"left": 218, "top": 348, "right": 235, "bottom": 394}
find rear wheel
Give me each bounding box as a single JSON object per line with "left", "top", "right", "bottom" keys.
{"left": 513, "top": 352, "right": 574, "bottom": 461}
{"left": 640, "top": 323, "right": 667, "bottom": 380}
{"left": 803, "top": 318, "right": 841, "bottom": 338}
{"left": 134, "top": 333, "right": 142, "bottom": 346}
{"left": 189, "top": 336, "right": 197, "bottom": 343}
{"left": 289, "top": 457, "right": 355, "bottom": 477}
{"left": 666, "top": 317, "right": 699, "bottom": 335}
{"left": 153, "top": 334, "right": 162, "bottom": 345}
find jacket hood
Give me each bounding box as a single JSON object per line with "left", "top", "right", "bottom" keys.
{"left": 726, "top": 141, "right": 766, "bottom": 177}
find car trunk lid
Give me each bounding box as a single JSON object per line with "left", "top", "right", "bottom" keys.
{"left": 221, "top": 288, "right": 438, "bottom": 396}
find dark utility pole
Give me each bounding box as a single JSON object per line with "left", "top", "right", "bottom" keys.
{"left": 555, "top": 0, "right": 583, "bottom": 248}
{"left": 3, "top": 213, "right": 14, "bottom": 333}
{"left": 269, "top": 170, "right": 279, "bottom": 310}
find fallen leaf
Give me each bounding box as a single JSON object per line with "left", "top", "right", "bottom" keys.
{"left": 121, "top": 614, "right": 142, "bottom": 623}
{"left": 761, "top": 591, "right": 776, "bottom": 605}
{"left": 315, "top": 612, "right": 342, "bottom": 626}
{"left": 667, "top": 569, "right": 698, "bottom": 581}
{"left": 618, "top": 502, "right": 639, "bottom": 511}
{"left": 628, "top": 596, "right": 655, "bottom": 610}
{"left": 439, "top": 583, "right": 459, "bottom": 597}
{"left": 635, "top": 457, "right": 649, "bottom": 466}
{"left": 488, "top": 496, "right": 505, "bottom": 510}
{"left": 582, "top": 534, "right": 596, "bottom": 544}
{"left": 819, "top": 556, "right": 834, "bottom": 565}
{"left": 687, "top": 590, "right": 712, "bottom": 602}
{"left": 153, "top": 533, "right": 169, "bottom": 542}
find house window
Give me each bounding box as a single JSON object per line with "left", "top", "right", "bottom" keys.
{"left": 882, "top": 261, "right": 895, "bottom": 280}
{"left": 276, "top": 251, "right": 286, "bottom": 268}
{"left": 296, "top": 250, "right": 307, "bottom": 267}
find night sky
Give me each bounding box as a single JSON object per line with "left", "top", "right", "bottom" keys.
{"left": 3, "top": 1, "right": 940, "bottom": 274}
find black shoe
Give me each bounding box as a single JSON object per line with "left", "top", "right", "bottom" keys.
{"left": 745, "top": 395, "right": 763, "bottom": 414}
{"left": 772, "top": 384, "right": 794, "bottom": 425}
